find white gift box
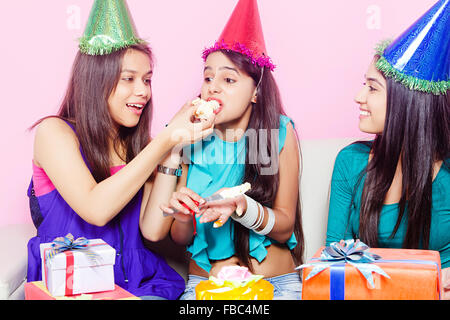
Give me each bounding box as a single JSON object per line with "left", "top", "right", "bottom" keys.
{"left": 39, "top": 239, "right": 116, "bottom": 297}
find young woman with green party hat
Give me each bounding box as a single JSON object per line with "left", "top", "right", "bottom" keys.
{"left": 147, "top": 0, "right": 305, "bottom": 300}
{"left": 27, "top": 0, "right": 214, "bottom": 299}
{"left": 326, "top": 0, "right": 449, "bottom": 299}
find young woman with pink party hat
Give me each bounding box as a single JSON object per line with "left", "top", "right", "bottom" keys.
{"left": 144, "top": 0, "right": 305, "bottom": 300}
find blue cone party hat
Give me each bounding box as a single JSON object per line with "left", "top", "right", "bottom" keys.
{"left": 375, "top": 0, "right": 449, "bottom": 95}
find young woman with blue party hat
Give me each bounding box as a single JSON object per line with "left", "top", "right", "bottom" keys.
{"left": 145, "top": 0, "right": 305, "bottom": 300}
{"left": 325, "top": 0, "right": 449, "bottom": 299}
{"left": 27, "top": 0, "right": 214, "bottom": 299}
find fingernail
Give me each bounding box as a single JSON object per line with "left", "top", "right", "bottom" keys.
{"left": 213, "top": 220, "right": 224, "bottom": 228}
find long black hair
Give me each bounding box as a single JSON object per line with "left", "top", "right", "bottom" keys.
{"left": 217, "top": 50, "right": 304, "bottom": 270}
{"left": 356, "top": 61, "right": 449, "bottom": 249}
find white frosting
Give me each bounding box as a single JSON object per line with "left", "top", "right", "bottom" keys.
{"left": 219, "top": 182, "right": 251, "bottom": 199}
{"left": 192, "top": 98, "right": 220, "bottom": 120}
{"left": 208, "top": 266, "right": 264, "bottom": 288}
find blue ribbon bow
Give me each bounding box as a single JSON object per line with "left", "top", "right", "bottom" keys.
{"left": 296, "top": 239, "right": 390, "bottom": 289}
{"left": 46, "top": 233, "right": 99, "bottom": 264}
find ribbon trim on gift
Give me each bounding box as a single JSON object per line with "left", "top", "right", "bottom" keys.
{"left": 43, "top": 233, "right": 105, "bottom": 296}
{"left": 296, "top": 239, "right": 442, "bottom": 300}
{"left": 296, "top": 240, "right": 390, "bottom": 288}
{"left": 297, "top": 240, "right": 381, "bottom": 300}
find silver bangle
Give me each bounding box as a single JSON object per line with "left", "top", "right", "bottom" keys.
{"left": 253, "top": 207, "right": 275, "bottom": 236}
{"left": 231, "top": 195, "right": 258, "bottom": 228}
{"left": 251, "top": 203, "right": 265, "bottom": 230}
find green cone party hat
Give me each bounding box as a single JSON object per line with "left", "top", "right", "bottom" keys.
{"left": 79, "top": 0, "right": 144, "bottom": 55}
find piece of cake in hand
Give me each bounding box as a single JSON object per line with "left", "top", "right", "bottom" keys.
{"left": 218, "top": 182, "right": 251, "bottom": 200}
{"left": 192, "top": 98, "right": 220, "bottom": 120}
{"left": 195, "top": 266, "right": 274, "bottom": 300}
{"left": 212, "top": 182, "right": 252, "bottom": 228}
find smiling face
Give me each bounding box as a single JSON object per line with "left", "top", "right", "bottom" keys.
{"left": 354, "top": 58, "right": 388, "bottom": 134}
{"left": 107, "top": 48, "right": 152, "bottom": 129}
{"left": 201, "top": 51, "right": 257, "bottom": 134}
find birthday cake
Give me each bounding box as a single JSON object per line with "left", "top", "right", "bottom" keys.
{"left": 195, "top": 266, "right": 273, "bottom": 300}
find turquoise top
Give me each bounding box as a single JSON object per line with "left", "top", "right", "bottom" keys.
{"left": 184, "top": 115, "right": 298, "bottom": 272}
{"left": 326, "top": 142, "right": 450, "bottom": 268}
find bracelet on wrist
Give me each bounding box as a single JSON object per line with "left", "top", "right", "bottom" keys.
{"left": 231, "top": 195, "right": 276, "bottom": 236}
{"left": 157, "top": 164, "right": 182, "bottom": 177}
{"left": 253, "top": 207, "right": 275, "bottom": 235}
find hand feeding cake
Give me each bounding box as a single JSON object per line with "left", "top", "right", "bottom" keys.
{"left": 195, "top": 266, "right": 274, "bottom": 300}
{"left": 192, "top": 98, "right": 220, "bottom": 120}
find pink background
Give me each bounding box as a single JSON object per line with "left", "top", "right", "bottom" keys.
{"left": 0, "top": 0, "right": 437, "bottom": 226}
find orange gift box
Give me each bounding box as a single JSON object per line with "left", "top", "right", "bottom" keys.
{"left": 301, "top": 247, "right": 441, "bottom": 300}
{"left": 25, "top": 281, "right": 140, "bottom": 300}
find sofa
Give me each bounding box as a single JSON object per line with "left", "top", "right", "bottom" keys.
{"left": 0, "top": 223, "right": 36, "bottom": 300}
{"left": 0, "top": 137, "right": 356, "bottom": 299}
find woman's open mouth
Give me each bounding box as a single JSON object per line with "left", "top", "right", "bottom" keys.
{"left": 206, "top": 97, "right": 223, "bottom": 114}
{"left": 126, "top": 103, "right": 145, "bottom": 115}
{"left": 359, "top": 109, "right": 371, "bottom": 118}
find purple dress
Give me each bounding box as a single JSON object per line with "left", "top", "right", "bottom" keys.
{"left": 26, "top": 121, "right": 185, "bottom": 299}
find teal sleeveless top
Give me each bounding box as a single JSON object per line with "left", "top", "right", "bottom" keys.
{"left": 184, "top": 115, "right": 298, "bottom": 272}
{"left": 326, "top": 142, "right": 450, "bottom": 268}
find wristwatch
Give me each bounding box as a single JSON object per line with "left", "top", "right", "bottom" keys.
{"left": 157, "top": 164, "right": 182, "bottom": 177}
